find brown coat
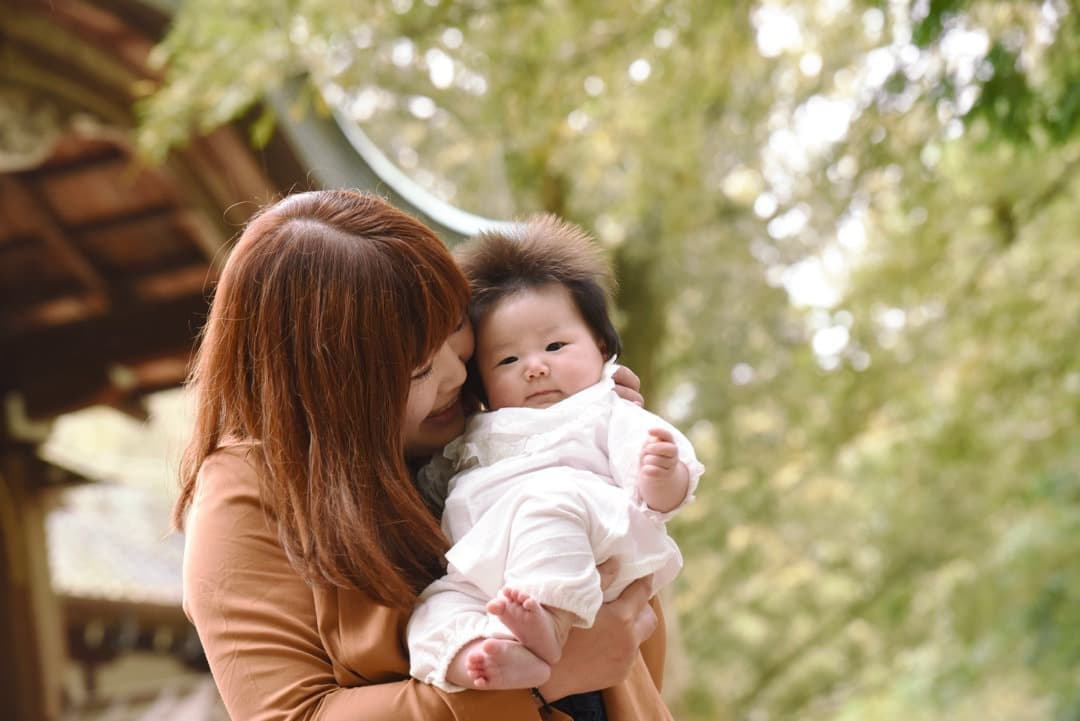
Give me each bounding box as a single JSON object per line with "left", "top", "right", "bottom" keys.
{"left": 183, "top": 445, "right": 674, "bottom": 720}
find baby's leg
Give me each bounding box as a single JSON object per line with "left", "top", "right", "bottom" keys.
{"left": 496, "top": 475, "right": 606, "bottom": 645}
{"left": 486, "top": 587, "right": 575, "bottom": 664}
{"left": 445, "top": 637, "right": 551, "bottom": 690}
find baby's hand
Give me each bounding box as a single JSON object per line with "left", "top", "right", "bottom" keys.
{"left": 638, "top": 428, "right": 690, "bottom": 513}
{"left": 639, "top": 428, "right": 682, "bottom": 486}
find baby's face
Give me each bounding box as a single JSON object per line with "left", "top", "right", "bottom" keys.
{"left": 476, "top": 284, "right": 606, "bottom": 410}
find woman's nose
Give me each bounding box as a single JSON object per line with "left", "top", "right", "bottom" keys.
{"left": 440, "top": 339, "right": 468, "bottom": 387}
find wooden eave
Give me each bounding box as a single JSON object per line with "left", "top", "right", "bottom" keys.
{"left": 0, "top": 0, "right": 292, "bottom": 425}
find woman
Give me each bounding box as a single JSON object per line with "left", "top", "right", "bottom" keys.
{"left": 175, "top": 189, "right": 670, "bottom": 720}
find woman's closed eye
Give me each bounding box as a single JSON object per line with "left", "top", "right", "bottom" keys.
{"left": 410, "top": 363, "right": 434, "bottom": 381}
{"left": 545, "top": 342, "right": 566, "bottom": 351}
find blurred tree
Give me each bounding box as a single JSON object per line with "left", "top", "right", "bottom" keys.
{"left": 140, "top": 1, "right": 1079, "bottom": 720}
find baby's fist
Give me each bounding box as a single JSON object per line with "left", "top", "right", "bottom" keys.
{"left": 640, "top": 428, "right": 680, "bottom": 481}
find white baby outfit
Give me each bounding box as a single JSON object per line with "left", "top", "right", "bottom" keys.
{"left": 407, "top": 363, "right": 704, "bottom": 691}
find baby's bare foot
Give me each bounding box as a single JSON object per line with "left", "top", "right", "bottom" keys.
{"left": 466, "top": 638, "right": 551, "bottom": 690}
{"left": 486, "top": 587, "right": 568, "bottom": 664}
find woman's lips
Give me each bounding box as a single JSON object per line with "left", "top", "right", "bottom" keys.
{"left": 426, "top": 398, "right": 460, "bottom": 422}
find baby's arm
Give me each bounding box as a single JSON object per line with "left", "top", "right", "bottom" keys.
{"left": 638, "top": 428, "right": 691, "bottom": 513}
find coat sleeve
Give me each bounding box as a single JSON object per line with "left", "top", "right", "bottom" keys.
{"left": 599, "top": 597, "right": 673, "bottom": 721}
{"left": 181, "top": 450, "right": 543, "bottom": 721}
{"left": 641, "top": 596, "right": 667, "bottom": 691}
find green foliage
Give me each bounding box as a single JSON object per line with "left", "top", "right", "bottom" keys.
{"left": 910, "top": 0, "right": 971, "bottom": 47}
{"left": 136, "top": 0, "right": 299, "bottom": 160}
{"left": 142, "top": 1, "right": 1080, "bottom": 719}
{"left": 896, "top": 0, "right": 1080, "bottom": 145}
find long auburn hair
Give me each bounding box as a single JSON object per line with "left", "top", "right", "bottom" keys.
{"left": 174, "top": 190, "right": 469, "bottom": 609}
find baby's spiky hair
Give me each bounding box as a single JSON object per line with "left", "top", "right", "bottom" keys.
{"left": 455, "top": 213, "right": 622, "bottom": 360}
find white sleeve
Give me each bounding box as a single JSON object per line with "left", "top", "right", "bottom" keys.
{"left": 605, "top": 399, "right": 704, "bottom": 522}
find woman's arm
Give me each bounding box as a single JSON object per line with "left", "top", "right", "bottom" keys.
{"left": 184, "top": 450, "right": 541, "bottom": 721}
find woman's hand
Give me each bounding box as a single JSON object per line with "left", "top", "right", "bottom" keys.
{"left": 612, "top": 365, "right": 644, "bottom": 406}
{"left": 537, "top": 573, "right": 657, "bottom": 701}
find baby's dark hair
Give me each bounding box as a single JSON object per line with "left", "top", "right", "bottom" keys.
{"left": 455, "top": 213, "right": 622, "bottom": 361}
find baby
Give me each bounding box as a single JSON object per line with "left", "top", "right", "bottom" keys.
{"left": 408, "top": 214, "right": 704, "bottom": 693}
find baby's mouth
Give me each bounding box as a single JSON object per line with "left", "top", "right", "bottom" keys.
{"left": 526, "top": 390, "right": 559, "bottom": 401}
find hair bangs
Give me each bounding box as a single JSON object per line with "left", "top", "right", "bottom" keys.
{"left": 394, "top": 232, "right": 471, "bottom": 371}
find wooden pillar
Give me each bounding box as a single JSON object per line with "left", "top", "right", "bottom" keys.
{"left": 0, "top": 444, "right": 65, "bottom": 721}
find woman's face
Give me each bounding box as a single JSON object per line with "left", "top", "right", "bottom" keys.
{"left": 402, "top": 319, "right": 475, "bottom": 457}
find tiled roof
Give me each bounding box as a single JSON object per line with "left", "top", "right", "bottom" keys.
{"left": 41, "top": 389, "right": 188, "bottom": 605}
{"left": 48, "top": 482, "right": 183, "bottom": 605}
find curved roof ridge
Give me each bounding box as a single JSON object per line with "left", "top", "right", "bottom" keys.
{"left": 268, "top": 83, "right": 516, "bottom": 245}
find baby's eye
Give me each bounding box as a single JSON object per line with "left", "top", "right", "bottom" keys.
{"left": 497, "top": 356, "right": 518, "bottom": 366}
{"left": 545, "top": 342, "right": 566, "bottom": 352}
